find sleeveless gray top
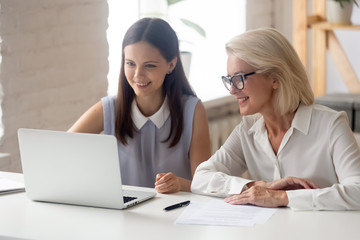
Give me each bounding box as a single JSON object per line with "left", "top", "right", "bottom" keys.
{"left": 102, "top": 95, "right": 199, "bottom": 188}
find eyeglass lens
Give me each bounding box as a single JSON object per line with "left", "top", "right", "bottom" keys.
{"left": 222, "top": 75, "right": 244, "bottom": 91}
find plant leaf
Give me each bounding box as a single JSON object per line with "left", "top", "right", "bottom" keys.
{"left": 333, "top": 0, "right": 359, "bottom": 8}
{"left": 167, "top": 0, "right": 184, "bottom": 6}
{"left": 180, "top": 18, "right": 206, "bottom": 38}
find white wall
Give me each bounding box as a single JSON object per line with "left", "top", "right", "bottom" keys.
{"left": 246, "top": 0, "right": 292, "bottom": 42}
{"left": 247, "top": 0, "right": 360, "bottom": 96}
{"left": 0, "top": 0, "right": 109, "bottom": 172}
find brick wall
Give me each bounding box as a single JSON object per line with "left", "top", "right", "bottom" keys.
{"left": 0, "top": 0, "right": 109, "bottom": 172}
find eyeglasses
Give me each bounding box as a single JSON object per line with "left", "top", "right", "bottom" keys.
{"left": 221, "top": 71, "right": 257, "bottom": 91}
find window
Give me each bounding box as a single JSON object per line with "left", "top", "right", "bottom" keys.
{"left": 0, "top": 33, "right": 3, "bottom": 139}
{"left": 106, "top": 0, "right": 138, "bottom": 97}
{"left": 107, "top": 0, "right": 246, "bottom": 102}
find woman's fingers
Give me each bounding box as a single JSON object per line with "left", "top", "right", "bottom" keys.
{"left": 225, "top": 186, "right": 288, "bottom": 208}
{"left": 154, "top": 172, "right": 180, "bottom": 193}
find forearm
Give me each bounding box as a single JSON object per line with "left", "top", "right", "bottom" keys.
{"left": 287, "top": 181, "right": 360, "bottom": 210}
{"left": 191, "top": 130, "right": 249, "bottom": 196}
{"left": 191, "top": 169, "right": 252, "bottom": 197}
{"left": 178, "top": 177, "right": 191, "bottom": 192}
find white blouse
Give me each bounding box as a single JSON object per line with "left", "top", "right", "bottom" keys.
{"left": 191, "top": 104, "right": 360, "bottom": 210}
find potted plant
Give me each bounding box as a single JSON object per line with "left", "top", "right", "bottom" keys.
{"left": 166, "top": 0, "right": 206, "bottom": 78}
{"left": 138, "top": 0, "right": 206, "bottom": 38}
{"left": 138, "top": 0, "right": 206, "bottom": 78}
{"left": 167, "top": 0, "right": 206, "bottom": 38}
{"left": 327, "top": 0, "right": 359, "bottom": 24}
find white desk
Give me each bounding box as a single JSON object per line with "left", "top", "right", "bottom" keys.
{"left": 1, "top": 171, "right": 360, "bottom": 240}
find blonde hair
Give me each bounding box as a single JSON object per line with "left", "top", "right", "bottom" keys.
{"left": 225, "top": 27, "right": 314, "bottom": 115}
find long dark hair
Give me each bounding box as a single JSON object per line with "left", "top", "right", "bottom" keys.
{"left": 115, "top": 18, "right": 196, "bottom": 147}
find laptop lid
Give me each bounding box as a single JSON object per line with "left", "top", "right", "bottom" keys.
{"left": 17, "top": 128, "right": 156, "bottom": 209}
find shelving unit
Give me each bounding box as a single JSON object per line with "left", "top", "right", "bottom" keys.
{"left": 293, "top": 0, "right": 360, "bottom": 97}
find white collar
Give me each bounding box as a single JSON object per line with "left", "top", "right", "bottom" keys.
{"left": 131, "top": 97, "right": 170, "bottom": 129}
{"left": 248, "top": 103, "right": 311, "bottom": 135}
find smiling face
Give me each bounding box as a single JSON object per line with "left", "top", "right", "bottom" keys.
{"left": 124, "top": 41, "right": 177, "bottom": 102}
{"left": 227, "top": 54, "right": 278, "bottom": 116}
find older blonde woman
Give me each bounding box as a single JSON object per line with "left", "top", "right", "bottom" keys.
{"left": 191, "top": 28, "right": 360, "bottom": 210}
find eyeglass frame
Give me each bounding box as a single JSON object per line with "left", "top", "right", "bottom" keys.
{"left": 221, "top": 71, "right": 257, "bottom": 91}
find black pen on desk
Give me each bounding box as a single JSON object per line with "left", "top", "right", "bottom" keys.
{"left": 164, "top": 200, "right": 191, "bottom": 211}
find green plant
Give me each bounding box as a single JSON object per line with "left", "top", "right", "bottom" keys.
{"left": 167, "top": 0, "right": 206, "bottom": 38}
{"left": 334, "top": 0, "right": 359, "bottom": 8}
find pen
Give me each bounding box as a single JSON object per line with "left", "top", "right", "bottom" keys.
{"left": 164, "top": 200, "right": 190, "bottom": 211}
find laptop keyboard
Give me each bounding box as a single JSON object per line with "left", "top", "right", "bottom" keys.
{"left": 123, "top": 196, "right": 138, "bottom": 203}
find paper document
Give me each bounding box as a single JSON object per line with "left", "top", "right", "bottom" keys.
{"left": 0, "top": 178, "right": 25, "bottom": 195}
{"left": 175, "top": 199, "right": 277, "bottom": 227}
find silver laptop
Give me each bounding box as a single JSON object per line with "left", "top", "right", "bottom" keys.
{"left": 17, "top": 128, "right": 156, "bottom": 209}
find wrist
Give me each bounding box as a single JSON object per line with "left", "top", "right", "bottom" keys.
{"left": 178, "top": 177, "right": 191, "bottom": 192}
{"left": 246, "top": 181, "right": 267, "bottom": 188}
{"left": 280, "top": 191, "right": 289, "bottom": 206}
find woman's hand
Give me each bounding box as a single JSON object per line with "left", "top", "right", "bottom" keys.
{"left": 154, "top": 172, "right": 181, "bottom": 194}
{"left": 225, "top": 186, "right": 289, "bottom": 208}
{"left": 267, "top": 177, "right": 319, "bottom": 190}
{"left": 225, "top": 177, "right": 319, "bottom": 208}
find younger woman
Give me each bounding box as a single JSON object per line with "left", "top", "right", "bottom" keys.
{"left": 69, "top": 18, "right": 211, "bottom": 194}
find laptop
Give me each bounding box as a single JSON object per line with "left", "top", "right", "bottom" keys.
{"left": 17, "top": 128, "right": 156, "bottom": 209}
